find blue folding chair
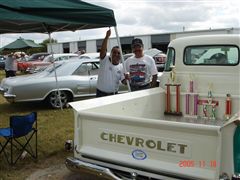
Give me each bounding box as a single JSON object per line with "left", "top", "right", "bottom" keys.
{"left": 0, "top": 112, "right": 37, "bottom": 165}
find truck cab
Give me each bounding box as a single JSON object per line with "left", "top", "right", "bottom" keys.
{"left": 67, "top": 34, "right": 240, "bottom": 180}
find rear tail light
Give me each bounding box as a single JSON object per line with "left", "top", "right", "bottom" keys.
{"left": 154, "top": 56, "right": 166, "bottom": 64}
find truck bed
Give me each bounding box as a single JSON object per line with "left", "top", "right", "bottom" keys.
{"left": 70, "top": 88, "right": 227, "bottom": 180}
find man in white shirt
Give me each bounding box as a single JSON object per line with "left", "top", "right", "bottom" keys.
{"left": 96, "top": 29, "right": 123, "bottom": 97}
{"left": 122, "top": 38, "right": 158, "bottom": 91}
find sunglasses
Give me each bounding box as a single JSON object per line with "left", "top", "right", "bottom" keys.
{"left": 132, "top": 44, "right": 143, "bottom": 49}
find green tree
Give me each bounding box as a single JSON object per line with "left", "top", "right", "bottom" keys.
{"left": 27, "top": 38, "right": 58, "bottom": 54}
{"left": 39, "top": 38, "right": 58, "bottom": 52}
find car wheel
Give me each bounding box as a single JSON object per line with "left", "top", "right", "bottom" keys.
{"left": 47, "top": 91, "right": 69, "bottom": 109}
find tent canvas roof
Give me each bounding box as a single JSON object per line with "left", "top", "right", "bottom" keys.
{"left": 0, "top": 0, "right": 116, "bottom": 34}
{"left": 1, "top": 38, "right": 42, "bottom": 50}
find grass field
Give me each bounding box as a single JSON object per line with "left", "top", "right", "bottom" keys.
{"left": 0, "top": 70, "right": 76, "bottom": 179}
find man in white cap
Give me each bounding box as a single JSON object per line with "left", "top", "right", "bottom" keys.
{"left": 122, "top": 38, "right": 158, "bottom": 91}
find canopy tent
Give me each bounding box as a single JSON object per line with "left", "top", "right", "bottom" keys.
{"left": 0, "top": 0, "right": 130, "bottom": 108}
{"left": 0, "top": 0, "right": 116, "bottom": 33}
{"left": 1, "top": 37, "right": 42, "bottom": 50}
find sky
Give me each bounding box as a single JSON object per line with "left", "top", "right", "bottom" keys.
{"left": 0, "top": 0, "right": 239, "bottom": 48}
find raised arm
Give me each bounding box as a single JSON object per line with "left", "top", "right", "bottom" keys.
{"left": 100, "top": 29, "right": 111, "bottom": 60}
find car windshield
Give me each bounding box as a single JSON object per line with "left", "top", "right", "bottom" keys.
{"left": 79, "top": 55, "right": 99, "bottom": 59}
{"left": 44, "top": 61, "right": 82, "bottom": 76}
{"left": 45, "top": 63, "right": 63, "bottom": 73}
{"left": 43, "top": 55, "right": 54, "bottom": 62}
{"left": 27, "top": 53, "right": 48, "bottom": 61}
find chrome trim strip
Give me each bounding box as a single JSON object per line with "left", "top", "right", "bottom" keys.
{"left": 65, "top": 157, "right": 121, "bottom": 180}
{"left": 66, "top": 157, "right": 184, "bottom": 180}
{"left": 4, "top": 92, "right": 16, "bottom": 98}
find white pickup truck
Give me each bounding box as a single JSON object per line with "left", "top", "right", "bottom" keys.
{"left": 66, "top": 34, "right": 240, "bottom": 180}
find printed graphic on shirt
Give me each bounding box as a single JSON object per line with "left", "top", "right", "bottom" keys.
{"left": 130, "top": 63, "right": 146, "bottom": 86}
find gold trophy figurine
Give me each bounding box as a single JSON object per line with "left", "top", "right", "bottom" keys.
{"left": 207, "top": 83, "right": 213, "bottom": 104}
{"left": 170, "top": 66, "right": 176, "bottom": 84}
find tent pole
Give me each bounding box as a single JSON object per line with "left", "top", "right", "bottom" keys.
{"left": 114, "top": 26, "right": 131, "bottom": 92}
{"left": 48, "top": 33, "right": 63, "bottom": 110}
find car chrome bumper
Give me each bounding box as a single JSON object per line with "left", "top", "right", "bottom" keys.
{"left": 65, "top": 157, "right": 121, "bottom": 180}
{"left": 0, "top": 87, "right": 5, "bottom": 94}
{"left": 3, "top": 92, "right": 16, "bottom": 102}
{"left": 66, "top": 157, "right": 186, "bottom": 180}
{"left": 156, "top": 64, "right": 165, "bottom": 67}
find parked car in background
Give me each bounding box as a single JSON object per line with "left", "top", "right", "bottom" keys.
{"left": 17, "top": 52, "right": 50, "bottom": 72}
{"left": 0, "top": 58, "right": 100, "bottom": 108}
{"left": 123, "top": 48, "right": 166, "bottom": 71}
{"left": 144, "top": 48, "right": 166, "bottom": 71}
{"left": 27, "top": 53, "right": 78, "bottom": 73}
{"left": 79, "top": 52, "right": 110, "bottom": 60}
{"left": 123, "top": 53, "right": 134, "bottom": 60}
{"left": 0, "top": 55, "right": 6, "bottom": 70}
{"left": 79, "top": 52, "right": 100, "bottom": 59}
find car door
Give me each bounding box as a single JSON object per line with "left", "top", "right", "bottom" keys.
{"left": 88, "top": 62, "right": 99, "bottom": 94}
{"left": 72, "top": 62, "right": 99, "bottom": 95}
{"left": 72, "top": 63, "right": 92, "bottom": 95}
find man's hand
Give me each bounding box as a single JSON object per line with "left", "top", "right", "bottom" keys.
{"left": 100, "top": 28, "right": 111, "bottom": 59}
{"left": 121, "top": 73, "right": 130, "bottom": 85}
{"left": 234, "top": 120, "right": 240, "bottom": 126}
{"left": 151, "top": 74, "right": 158, "bottom": 88}
{"left": 106, "top": 29, "right": 111, "bottom": 38}
{"left": 124, "top": 72, "right": 130, "bottom": 80}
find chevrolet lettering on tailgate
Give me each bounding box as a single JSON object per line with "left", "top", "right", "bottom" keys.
{"left": 100, "top": 131, "right": 190, "bottom": 156}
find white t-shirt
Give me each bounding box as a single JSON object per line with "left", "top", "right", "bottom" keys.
{"left": 97, "top": 55, "right": 123, "bottom": 93}
{"left": 123, "top": 55, "right": 158, "bottom": 86}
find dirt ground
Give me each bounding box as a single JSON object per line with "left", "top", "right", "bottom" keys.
{"left": 27, "top": 163, "right": 100, "bottom": 180}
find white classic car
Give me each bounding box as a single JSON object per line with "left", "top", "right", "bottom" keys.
{"left": 0, "top": 58, "right": 100, "bottom": 108}
{"left": 67, "top": 35, "right": 240, "bottom": 180}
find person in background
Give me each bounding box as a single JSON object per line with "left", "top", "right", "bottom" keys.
{"left": 96, "top": 29, "right": 123, "bottom": 97}
{"left": 122, "top": 38, "right": 158, "bottom": 91}
{"left": 80, "top": 49, "right": 86, "bottom": 55}
{"left": 210, "top": 53, "right": 228, "bottom": 64}
{"left": 5, "top": 52, "right": 18, "bottom": 78}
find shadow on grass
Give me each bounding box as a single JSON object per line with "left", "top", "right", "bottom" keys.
{"left": 0, "top": 101, "right": 53, "bottom": 114}
{"left": 0, "top": 96, "right": 94, "bottom": 115}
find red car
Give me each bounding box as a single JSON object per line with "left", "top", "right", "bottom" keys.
{"left": 17, "top": 52, "right": 50, "bottom": 72}
{"left": 153, "top": 53, "right": 167, "bottom": 71}
{"left": 27, "top": 53, "right": 79, "bottom": 73}
{"left": 144, "top": 48, "right": 166, "bottom": 71}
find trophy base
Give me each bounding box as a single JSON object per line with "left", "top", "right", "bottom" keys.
{"left": 164, "top": 111, "right": 183, "bottom": 116}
